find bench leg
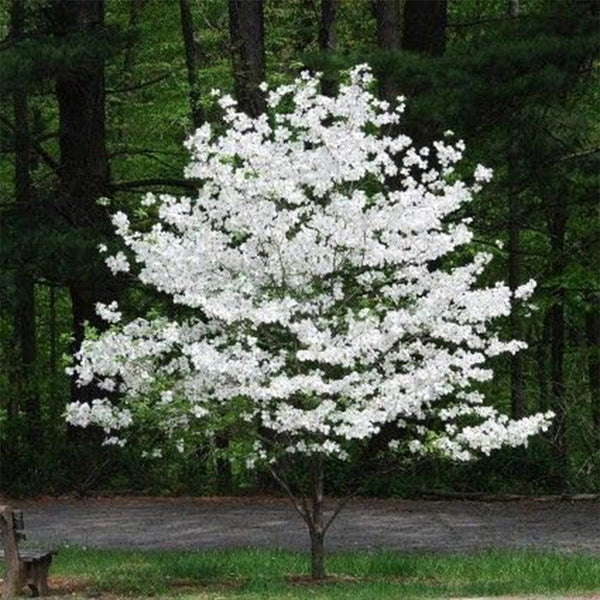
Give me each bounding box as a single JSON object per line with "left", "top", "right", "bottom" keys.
{"left": 20, "top": 556, "right": 52, "bottom": 597}
{"left": 24, "top": 561, "right": 39, "bottom": 597}
{"left": 36, "top": 557, "right": 51, "bottom": 596}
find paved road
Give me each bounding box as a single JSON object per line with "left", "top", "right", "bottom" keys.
{"left": 12, "top": 496, "right": 600, "bottom": 553}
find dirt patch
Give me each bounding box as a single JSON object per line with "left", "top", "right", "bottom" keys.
{"left": 287, "top": 573, "right": 362, "bottom": 585}
{"left": 47, "top": 576, "right": 102, "bottom": 597}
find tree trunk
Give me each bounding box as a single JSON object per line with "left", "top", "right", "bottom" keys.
{"left": 53, "top": 0, "right": 115, "bottom": 406}
{"left": 536, "top": 310, "right": 551, "bottom": 413}
{"left": 309, "top": 456, "right": 326, "bottom": 579}
{"left": 373, "top": 0, "right": 400, "bottom": 102}
{"left": 506, "top": 0, "right": 525, "bottom": 421}
{"left": 55, "top": 1, "right": 110, "bottom": 207}
{"left": 179, "top": 0, "right": 203, "bottom": 128}
{"left": 0, "top": 506, "right": 23, "bottom": 597}
{"left": 508, "top": 160, "right": 525, "bottom": 419}
{"left": 402, "top": 0, "right": 447, "bottom": 57}
{"left": 11, "top": 0, "right": 41, "bottom": 446}
{"left": 215, "top": 433, "right": 233, "bottom": 494}
{"left": 124, "top": 0, "right": 145, "bottom": 74}
{"left": 49, "top": 285, "right": 58, "bottom": 413}
{"left": 318, "top": 0, "right": 340, "bottom": 97}
{"left": 548, "top": 196, "right": 568, "bottom": 475}
{"left": 13, "top": 274, "right": 39, "bottom": 439}
{"left": 310, "top": 528, "right": 326, "bottom": 579}
{"left": 585, "top": 297, "right": 600, "bottom": 442}
{"left": 228, "top": 0, "right": 266, "bottom": 117}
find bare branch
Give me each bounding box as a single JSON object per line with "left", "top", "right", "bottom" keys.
{"left": 106, "top": 73, "right": 171, "bottom": 94}
{"left": 323, "top": 489, "right": 360, "bottom": 533}
{"left": 545, "top": 147, "right": 600, "bottom": 166}
{"left": 110, "top": 178, "right": 198, "bottom": 191}
{"left": 268, "top": 465, "right": 312, "bottom": 528}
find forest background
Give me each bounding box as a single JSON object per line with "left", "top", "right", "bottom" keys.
{"left": 0, "top": 0, "right": 598, "bottom": 498}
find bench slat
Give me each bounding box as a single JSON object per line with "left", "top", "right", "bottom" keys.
{"left": 0, "top": 548, "right": 52, "bottom": 561}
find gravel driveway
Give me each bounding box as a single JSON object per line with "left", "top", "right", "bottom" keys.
{"left": 11, "top": 496, "right": 600, "bottom": 553}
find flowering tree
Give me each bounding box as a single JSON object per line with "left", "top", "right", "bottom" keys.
{"left": 66, "top": 66, "right": 552, "bottom": 579}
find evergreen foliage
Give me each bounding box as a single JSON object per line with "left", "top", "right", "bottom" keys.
{"left": 0, "top": 0, "right": 598, "bottom": 497}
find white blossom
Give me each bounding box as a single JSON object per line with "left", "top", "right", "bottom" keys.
{"left": 514, "top": 278, "right": 536, "bottom": 300}
{"left": 474, "top": 164, "right": 494, "bottom": 182}
{"left": 67, "top": 65, "right": 552, "bottom": 466}
{"left": 95, "top": 301, "right": 122, "bottom": 324}
{"left": 105, "top": 251, "right": 130, "bottom": 274}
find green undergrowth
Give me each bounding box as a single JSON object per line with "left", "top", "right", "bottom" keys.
{"left": 4, "top": 546, "right": 598, "bottom": 599}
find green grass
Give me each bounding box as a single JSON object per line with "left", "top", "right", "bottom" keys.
{"left": 11, "top": 547, "right": 600, "bottom": 599}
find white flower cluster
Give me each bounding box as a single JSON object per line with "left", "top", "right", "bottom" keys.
{"left": 95, "top": 301, "right": 122, "bottom": 324}
{"left": 65, "top": 398, "right": 132, "bottom": 432}
{"left": 68, "top": 65, "right": 552, "bottom": 465}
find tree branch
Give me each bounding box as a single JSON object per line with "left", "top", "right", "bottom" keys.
{"left": 0, "top": 114, "right": 60, "bottom": 174}
{"left": 268, "top": 465, "right": 312, "bottom": 529}
{"left": 323, "top": 488, "right": 360, "bottom": 534}
{"left": 106, "top": 73, "right": 171, "bottom": 94}
{"left": 110, "top": 178, "right": 198, "bottom": 191}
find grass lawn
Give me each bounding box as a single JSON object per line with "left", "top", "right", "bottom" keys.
{"left": 4, "top": 547, "right": 598, "bottom": 599}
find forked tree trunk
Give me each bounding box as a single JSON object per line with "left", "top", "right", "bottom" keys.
{"left": 273, "top": 456, "right": 357, "bottom": 580}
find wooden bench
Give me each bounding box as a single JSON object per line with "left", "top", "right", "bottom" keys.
{"left": 0, "top": 505, "right": 54, "bottom": 597}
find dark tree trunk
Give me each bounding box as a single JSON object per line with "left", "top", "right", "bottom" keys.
{"left": 53, "top": 0, "right": 114, "bottom": 405}
{"left": 124, "top": 0, "right": 145, "bottom": 74}
{"left": 11, "top": 0, "right": 42, "bottom": 445}
{"left": 507, "top": 3, "right": 524, "bottom": 420}
{"left": 55, "top": 1, "right": 109, "bottom": 207}
{"left": 536, "top": 310, "right": 551, "bottom": 413}
{"left": 508, "top": 160, "right": 525, "bottom": 419}
{"left": 201, "top": 0, "right": 230, "bottom": 491}
{"left": 228, "top": 0, "right": 266, "bottom": 117}
{"left": 49, "top": 285, "right": 57, "bottom": 405}
{"left": 215, "top": 434, "right": 233, "bottom": 494}
{"left": 548, "top": 196, "right": 568, "bottom": 474}
{"left": 179, "top": 0, "right": 204, "bottom": 128}
{"left": 402, "top": 0, "right": 447, "bottom": 57}
{"left": 318, "top": 0, "right": 340, "bottom": 97}
{"left": 585, "top": 298, "right": 600, "bottom": 442}
{"left": 373, "top": 0, "right": 400, "bottom": 102}
{"left": 13, "top": 275, "right": 39, "bottom": 439}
